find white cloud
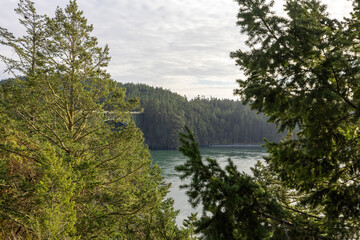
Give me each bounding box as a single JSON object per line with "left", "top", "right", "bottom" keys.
{"left": 0, "top": 0, "right": 353, "bottom": 99}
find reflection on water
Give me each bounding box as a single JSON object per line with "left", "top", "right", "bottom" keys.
{"left": 151, "top": 146, "right": 267, "bottom": 226}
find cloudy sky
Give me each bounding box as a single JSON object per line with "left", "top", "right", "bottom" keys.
{"left": 0, "top": 0, "right": 353, "bottom": 99}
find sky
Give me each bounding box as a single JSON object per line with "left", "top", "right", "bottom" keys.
{"left": 0, "top": 0, "right": 353, "bottom": 99}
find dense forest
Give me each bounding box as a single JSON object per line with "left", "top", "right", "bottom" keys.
{"left": 3, "top": 0, "right": 360, "bottom": 239}
{"left": 0, "top": 80, "right": 284, "bottom": 150}
{"left": 0, "top": 1, "right": 191, "bottom": 239}
{"left": 119, "top": 83, "right": 284, "bottom": 149}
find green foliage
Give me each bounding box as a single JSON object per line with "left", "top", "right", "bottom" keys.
{"left": 31, "top": 143, "right": 77, "bottom": 239}
{"left": 231, "top": 0, "right": 360, "bottom": 237}
{"left": 177, "top": 128, "right": 298, "bottom": 239}
{"left": 177, "top": 0, "right": 360, "bottom": 239}
{"left": 182, "top": 213, "right": 198, "bottom": 240}
{"left": 0, "top": 1, "right": 185, "bottom": 239}
{"left": 120, "top": 83, "right": 284, "bottom": 149}
{"left": 121, "top": 83, "right": 186, "bottom": 149}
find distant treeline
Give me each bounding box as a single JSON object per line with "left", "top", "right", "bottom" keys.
{"left": 119, "top": 83, "right": 285, "bottom": 149}
{"left": 0, "top": 79, "right": 284, "bottom": 149}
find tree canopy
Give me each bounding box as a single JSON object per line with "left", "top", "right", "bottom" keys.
{"left": 177, "top": 0, "right": 360, "bottom": 239}
{"left": 0, "top": 0, "right": 187, "bottom": 239}
{"left": 120, "top": 83, "right": 283, "bottom": 150}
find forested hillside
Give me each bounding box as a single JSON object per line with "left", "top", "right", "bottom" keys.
{"left": 119, "top": 83, "right": 284, "bottom": 149}
{"left": 0, "top": 78, "right": 284, "bottom": 150}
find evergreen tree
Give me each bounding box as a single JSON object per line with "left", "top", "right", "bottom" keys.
{"left": 119, "top": 83, "right": 283, "bottom": 149}
{"left": 177, "top": 0, "right": 360, "bottom": 239}
{"left": 0, "top": 1, "right": 185, "bottom": 238}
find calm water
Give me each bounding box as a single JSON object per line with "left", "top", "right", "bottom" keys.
{"left": 151, "top": 145, "right": 267, "bottom": 225}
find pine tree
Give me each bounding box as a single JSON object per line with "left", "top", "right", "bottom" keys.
{"left": 177, "top": 0, "right": 360, "bottom": 239}
{"left": 0, "top": 1, "right": 185, "bottom": 238}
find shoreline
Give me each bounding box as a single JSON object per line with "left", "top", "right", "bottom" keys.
{"left": 150, "top": 144, "right": 264, "bottom": 151}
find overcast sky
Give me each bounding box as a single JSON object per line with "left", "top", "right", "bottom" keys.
{"left": 0, "top": 0, "right": 353, "bottom": 99}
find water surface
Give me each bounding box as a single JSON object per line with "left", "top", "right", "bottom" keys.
{"left": 151, "top": 145, "right": 267, "bottom": 225}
